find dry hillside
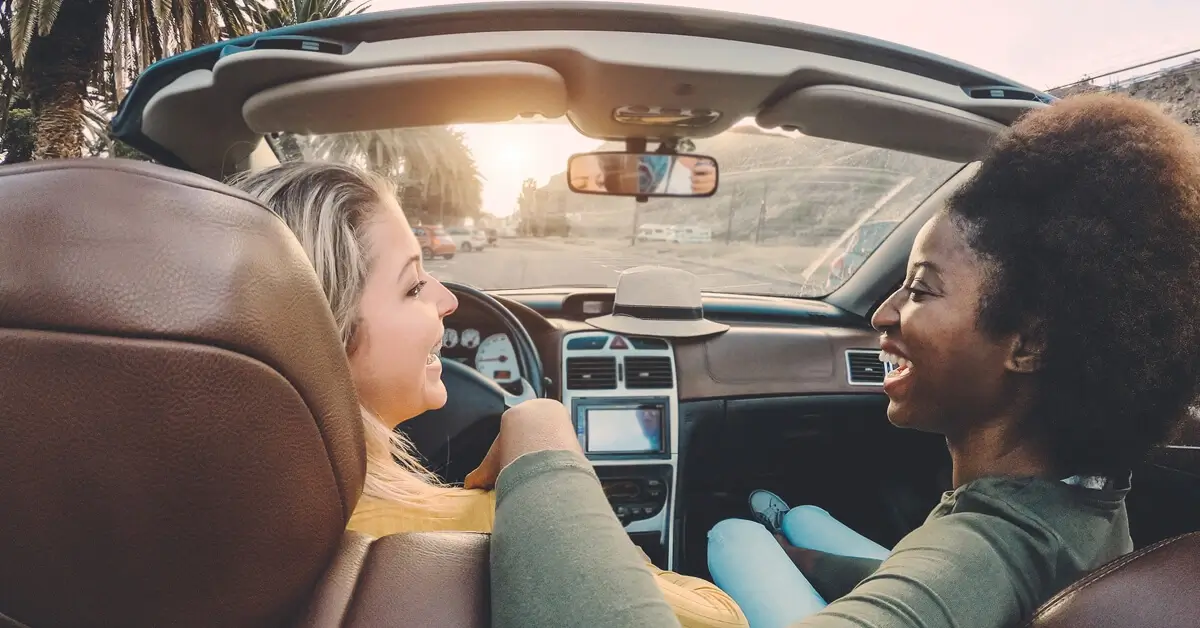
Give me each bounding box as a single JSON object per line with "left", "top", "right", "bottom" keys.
{"left": 1049, "top": 60, "right": 1200, "bottom": 126}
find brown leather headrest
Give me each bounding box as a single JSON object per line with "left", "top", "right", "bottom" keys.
{"left": 0, "top": 160, "right": 365, "bottom": 627}
{"left": 1025, "top": 532, "right": 1200, "bottom": 628}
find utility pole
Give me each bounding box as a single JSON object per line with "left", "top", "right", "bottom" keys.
{"left": 630, "top": 198, "right": 639, "bottom": 246}
{"left": 725, "top": 182, "right": 736, "bottom": 244}
{"left": 754, "top": 177, "right": 768, "bottom": 245}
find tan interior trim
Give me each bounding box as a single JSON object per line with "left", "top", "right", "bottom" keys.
{"left": 758, "top": 85, "right": 1007, "bottom": 162}
{"left": 243, "top": 61, "right": 568, "bottom": 135}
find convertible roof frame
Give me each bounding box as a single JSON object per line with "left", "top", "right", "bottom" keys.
{"left": 111, "top": 1, "right": 1050, "bottom": 165}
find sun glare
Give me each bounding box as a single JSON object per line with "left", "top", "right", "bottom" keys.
{"left": 455, "top": 120, "right": 603, "bottom": 218}
{"left": 497, "top": 143, "right": 532, "bottom": 169}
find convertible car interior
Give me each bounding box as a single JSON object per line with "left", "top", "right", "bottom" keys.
{"left": 2, "top": 2, "right": 1198, "bottom": 627}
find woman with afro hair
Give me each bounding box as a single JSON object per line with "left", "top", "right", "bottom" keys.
{"left": 485, "top": 93, "right": 1200, "bottom": 628}
{"left": 700, "top": 92, "right": 1200, "bottom": 628}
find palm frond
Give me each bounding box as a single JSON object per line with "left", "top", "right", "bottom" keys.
{"left": 9, "top": 0, "right": 38, "bottom": 66}
{"left": 302, "top": 126, "right": 483, "bottom": 219}
{"left": 34, "top": 0, "right": 63, "bottom": 37}
{"left": 173, "top": 0, "right": 193, "bottom": 52}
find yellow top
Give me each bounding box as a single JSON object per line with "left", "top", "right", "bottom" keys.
{"left": 349, "top": 490, "right": 748, "bottom": 628}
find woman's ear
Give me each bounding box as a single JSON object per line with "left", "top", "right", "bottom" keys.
{"left": 1006, "top": 320, "right": 1046, "bottom": 374}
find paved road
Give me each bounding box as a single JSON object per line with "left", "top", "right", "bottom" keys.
{"left": 426, "top": 238, "right": 816, "bottom": 295}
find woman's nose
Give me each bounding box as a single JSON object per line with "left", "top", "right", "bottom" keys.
{"left": 870, "top": 290, "right": 901, "bottom": 331}
{"left": 431, "top": 279, "right": 458, "bottom": 317}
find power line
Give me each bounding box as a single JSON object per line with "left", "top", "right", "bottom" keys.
{"left": 1048, "top": 46, "right": 1200, "bottom": 92}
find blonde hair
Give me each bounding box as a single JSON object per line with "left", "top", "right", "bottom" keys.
{"left": 229, "top": 161, "right": 454, "bottom": 508}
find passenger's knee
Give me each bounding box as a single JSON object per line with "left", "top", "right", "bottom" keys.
{"left": 710, "top": 517, "right": 765, "bottom": 536}
{"left": 708, "top": 518, "right": 771, "bottom": 546}
{"left": 782, "top": 504, "right": 831, "bottom": 528}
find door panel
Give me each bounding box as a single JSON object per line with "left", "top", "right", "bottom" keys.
{"left": 1127, "top": 416, "right": 1200, "bottom": 547}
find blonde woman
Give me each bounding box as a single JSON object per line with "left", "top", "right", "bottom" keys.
{"left": 229, "top": 161, "right": 747, "bottom": 628}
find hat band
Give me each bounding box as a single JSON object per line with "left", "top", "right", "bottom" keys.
{"left": 613, "top": 303, "right": 704, "bottom": 321}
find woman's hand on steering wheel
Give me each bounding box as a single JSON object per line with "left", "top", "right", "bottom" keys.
{"left": 464, "top": 399, "right": 580, "bottom": 490}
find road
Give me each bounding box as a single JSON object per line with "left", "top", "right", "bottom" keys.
{"left": 426, "top": 238, "right": 819, "bottom": 295}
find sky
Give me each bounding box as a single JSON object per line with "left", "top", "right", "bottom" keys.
{"left": 366, "top": 0, "right": 1200, "bottom": 216}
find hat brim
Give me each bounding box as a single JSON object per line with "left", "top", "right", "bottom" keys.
{"left": 585, "top": 314, "right": 730, "bottom": 339}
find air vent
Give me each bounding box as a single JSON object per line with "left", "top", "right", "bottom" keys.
{"left": 625, "top": 356, "right": 674, "bottom": 389}
{"left": 846, "top": 350, "right": 891, "bottom": 385}
{"left": 566, "top": 357, "right": 618, "bottom": 390}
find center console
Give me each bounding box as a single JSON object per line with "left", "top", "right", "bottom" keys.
{"left": 561, "top": 331, "right": 678, "bottom": 568}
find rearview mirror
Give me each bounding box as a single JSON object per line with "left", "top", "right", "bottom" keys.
{"left": 567, "top": 151, "right": 719, "bottom": 198}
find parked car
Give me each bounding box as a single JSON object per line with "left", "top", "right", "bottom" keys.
{"left": 413, "top": 225, "right": 456, "bottom": 259}
{"left": 446, "top": 226, "right": 488, "bottom": 252}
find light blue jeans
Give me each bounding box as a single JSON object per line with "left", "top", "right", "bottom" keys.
{"left": 707, "top": 506, "right": 892, "bottom": 628}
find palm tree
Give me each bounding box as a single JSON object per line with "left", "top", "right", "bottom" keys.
{"left": 244, "top": 0, "right": 483, "bottom": 223}
{"left": 3, "top": 0, "right": 252, "bottom": 160}
{"left": 517, "top": 177, "right": 539, "bottom": 235}
{"left": 83, "top": 93, "right": 149, "bottom": 159}
{"left": 305, "top": 126, "right": 484, "bottom": 223}
{"left": 244, "top": 0, "right": 368, "bottom": 30}
{"left": 0, "top": 5, "right": 19, "bottom": 145}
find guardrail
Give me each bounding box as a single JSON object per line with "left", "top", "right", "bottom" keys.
{"left": 1049, "top": 48, "right": 1200, "bottom": 94}
{"left": 1104, "top": 58, "right": 1200, "bottom": 92}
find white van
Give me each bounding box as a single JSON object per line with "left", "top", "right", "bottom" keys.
{"left": 670, "top": 225, "right": 712, "bottom": 244}
{"left": 636, "top": 224, "right": 675, "bottom": 242}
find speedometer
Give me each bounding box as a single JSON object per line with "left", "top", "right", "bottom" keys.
{"left": 474, "top": 333, "right": 519, "bottom": 384}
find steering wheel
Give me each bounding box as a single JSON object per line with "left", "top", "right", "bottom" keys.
{"left": 397, "top": 282, "right": 546, "bottom": 484}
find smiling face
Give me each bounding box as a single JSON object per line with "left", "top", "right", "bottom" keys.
{"left": 349, "top": 195, "right": 459, "bottom": 427}
{"left": 637, "top": 408, "right": 661, "bottom": 442}
{"left": 570, "top": 155, "right": 607, "bottom": 192}
{"left": 870, "top": 212, "right": 1028, "bottom": 437}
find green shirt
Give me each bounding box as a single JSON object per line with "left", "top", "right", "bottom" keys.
{"left": 491, "top": 449, "right": 682, "bottom": 628}
{"left": 491, "top": 450, "right": 1131, "bottom": 628}
{"left": 792, "top": 475, "right": 1131, "bottom": 627}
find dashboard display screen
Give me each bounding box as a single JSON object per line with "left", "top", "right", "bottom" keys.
{"left": 585, "top": 407, "right": 663, "bottom": 454}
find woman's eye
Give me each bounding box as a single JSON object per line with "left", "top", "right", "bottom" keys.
{"left": 906, "top": 286, "right": 932, "bottom": 302}
{"left": 406, "top": 280, "right": 428, "bottom": 298}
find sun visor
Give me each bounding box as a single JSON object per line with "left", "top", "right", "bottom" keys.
{"left": 242, "top": 61, "right": 568, "bottom": 135}
{"left": 757, "top": 84, "right": 1007, "bottom": 162}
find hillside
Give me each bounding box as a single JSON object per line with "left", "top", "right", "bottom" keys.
{"left": 1049, "top": 59, "right": 1200, "bottom": 126}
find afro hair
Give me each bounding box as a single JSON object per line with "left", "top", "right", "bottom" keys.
{"left": 946, "top": 93, "right": 1200, "bottom": 475}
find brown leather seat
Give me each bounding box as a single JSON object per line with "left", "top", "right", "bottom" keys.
{"left": 1024, "top": 531, "right": 1200, "bottom": 628}
{"left": 0, "top": 160, "right": 488, "bottom": 628}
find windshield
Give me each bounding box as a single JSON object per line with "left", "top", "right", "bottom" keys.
{"left": 270, "top": 119, "right": 961, "bottom": 297}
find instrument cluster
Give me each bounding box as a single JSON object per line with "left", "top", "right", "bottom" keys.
{"left": 441, "top": 325, "right": 520, "bottom": 387}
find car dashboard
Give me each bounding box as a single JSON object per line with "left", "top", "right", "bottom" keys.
{"left": 444, "top": 287, "right": 888, "bottom": 569}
